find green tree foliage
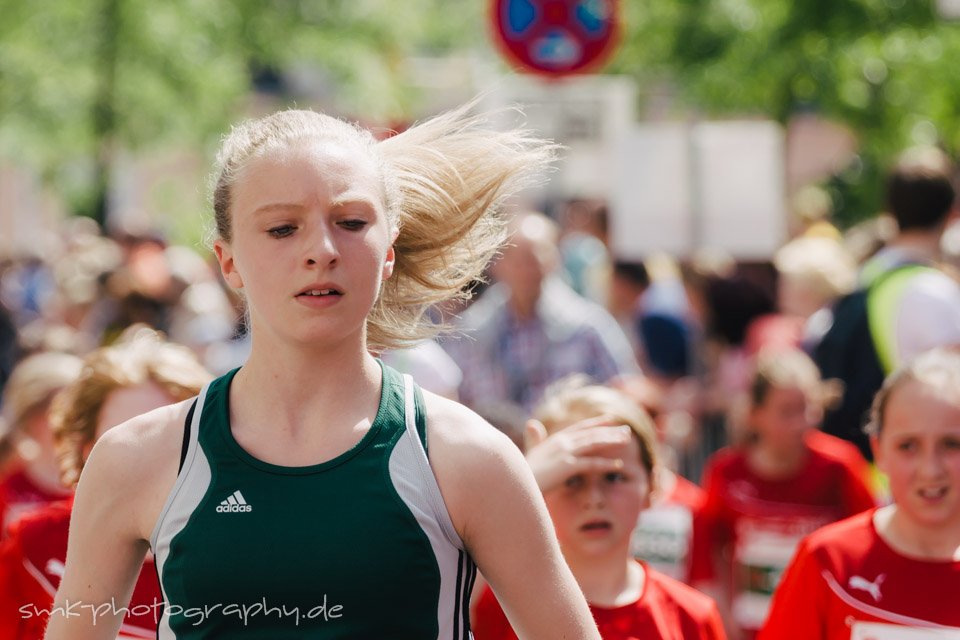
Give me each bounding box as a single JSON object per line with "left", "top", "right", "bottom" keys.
{"left": 610, "top": 0, "right": 960, "bottom": 226}
{"left": 0, "top": 0, "right": 482, "bottom": 224}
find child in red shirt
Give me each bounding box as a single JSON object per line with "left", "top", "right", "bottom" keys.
{"left": 689, "top": 348, "right": 875, "bottom": 638}
{"left": 0, "top": 353, "right": 83, "bottom": 534}
{"left": 760, "top": 347, "right": 960, "bottom": 638}
{"left": 0, "top": 329, "right": 211, "bottom": 639}
{"left": 473, "top": 379, "right": 725, "bottom": 640}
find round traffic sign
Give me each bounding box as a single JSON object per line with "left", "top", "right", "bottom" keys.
{"left": 490, "top": 0, "right": 620, "bottom": 77}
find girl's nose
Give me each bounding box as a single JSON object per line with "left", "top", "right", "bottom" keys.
{"left": 582, "top": 478, "right": 607, "bottom": 508}
{"left": 305, "top": 224, "right": 340, "bottom": 267}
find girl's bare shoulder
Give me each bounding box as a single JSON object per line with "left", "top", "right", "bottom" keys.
{"left": 78, "top": 398, "right": 196, "bottom": 541}
{"left": 90, "top": 398, "right": 193, "bottom": 465}
{"left": 420, "top": 391, "right": 517, "bottom": 457}
{"left": 419, "top": 392, "right": 536, "bottom": 534}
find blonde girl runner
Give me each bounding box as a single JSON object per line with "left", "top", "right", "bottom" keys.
{"left": 45, "top": 104, "right": 600, "bottom": 639}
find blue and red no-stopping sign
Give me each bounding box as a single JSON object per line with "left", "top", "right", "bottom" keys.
{"left": 490, "top": 0, "right": 620, "bottom": 77}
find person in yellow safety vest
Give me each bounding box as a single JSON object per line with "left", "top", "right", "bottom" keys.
{"left": 815, "top": 147, "right": 960, "bottom": 465}
{"left": 861, "top": 147, "right": 960, "bottom": 373}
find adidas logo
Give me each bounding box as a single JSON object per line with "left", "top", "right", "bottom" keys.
{"left": 216, "top": 490, "right": 253, "bottom": 513}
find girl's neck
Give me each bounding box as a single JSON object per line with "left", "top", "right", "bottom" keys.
{"left": 233, "top": 333, "right": 381, "bottom": 436}
{"left": 875, "top": 504, "right": 960, "bottom": 561}
{"left": 565, "top": 550, "right": 644, "bottom": 608}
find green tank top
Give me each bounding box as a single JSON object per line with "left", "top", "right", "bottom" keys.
{"left": 150, "top": 362, "right": 477, "bottom": 638}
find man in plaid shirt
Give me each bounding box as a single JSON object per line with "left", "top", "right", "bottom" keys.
{"left": 444, "top": 211, "right": 639, "bottom": 414}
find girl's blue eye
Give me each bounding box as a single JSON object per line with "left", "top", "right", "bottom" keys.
{"left": 565, "top": 475, "right": 585, "bottom": 489}
{"left": 268, "top": 225, "right": 295, "bottom": 238}
{"left": 604, "top": 472, "right": 627, "bottom": 483}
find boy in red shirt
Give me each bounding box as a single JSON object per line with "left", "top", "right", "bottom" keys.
{"left": 473, "top": 379, "right": 725, "bottom": 640}
{"left": 760, "top": 347, "right": 960, "bottom": 638}
{"left": 689, "top": 349, "right": 875, "bottom": 638}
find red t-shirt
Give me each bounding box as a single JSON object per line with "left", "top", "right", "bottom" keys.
{"left": 760, "top": 509, "right": 960, "bottom": 639}
{"left": 0, "top": 498, "right": 162, "bottom": 639}
{"left": 473, "top": 561, "right": 726, "bottom": 640}
{"left": 690, "top": 430, "right": 875, "bottom": 634}
{"left": 631, "top": 472, "right": 705, "bottom": 583}
{"left": 0, "top": 468, "right": 71, "bottom": 536}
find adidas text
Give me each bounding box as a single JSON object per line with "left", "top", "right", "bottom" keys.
{"left": 216, "top": 504, "right": 252, "bottom": 513}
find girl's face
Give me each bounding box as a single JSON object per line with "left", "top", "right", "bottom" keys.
{"left": 543, "top": 430, "right": 651, "bottom": 560}
{"left": 750, "top": 385, "right": 818, "bottom": 450}
{"left": 214, "top": 140, "right": 396, "bottom": 348}
{"left": 873, "top": 379, "right": 960, "bottom": 532}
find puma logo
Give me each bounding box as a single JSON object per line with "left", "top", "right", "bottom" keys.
{"left": 848, "top": 574, "right": 885, "bottom": 602}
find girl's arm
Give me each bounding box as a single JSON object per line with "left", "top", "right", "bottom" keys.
{"left": 425, "top": 394, "right": 600, "bottom": 640}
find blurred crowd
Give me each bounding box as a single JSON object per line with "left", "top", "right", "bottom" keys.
{"left": 0, "top": 143, "right": 958, "bottom": 638}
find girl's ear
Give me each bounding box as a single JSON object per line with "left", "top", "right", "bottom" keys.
{"left": 524, "top": 419, "right": 549, "bottom": 452}
{"left": 382, "top": 226, "right": 399, "bottom": 280}
{"left": 642, "top": 466, "right": 659, "bottom": 511}
{"left": 382, "top": 245, "right": 396, "bottom": 280}
{"left": 214, "top": 239, "right": 244, "bottom": 289}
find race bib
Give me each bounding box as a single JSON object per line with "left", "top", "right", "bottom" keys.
{"left": 631, "top": 504, "right": 692, "bottom": 581}
{"left": 732, "top": 524, "right": 805, "bottom": 629}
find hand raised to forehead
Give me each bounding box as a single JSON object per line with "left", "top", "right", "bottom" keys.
{"left": 524, "top": 416, "right": 635, "bottom": 493}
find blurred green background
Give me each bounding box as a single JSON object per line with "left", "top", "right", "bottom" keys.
{"left": 2, "top": 0, "right": 959, "bottom": 241}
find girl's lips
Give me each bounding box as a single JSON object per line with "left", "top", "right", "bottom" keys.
{"left": 580, "top": 520, "right": 612, "bottom": 532}
{"left": 295, "top": 291, "right": 343, "bottom": 309}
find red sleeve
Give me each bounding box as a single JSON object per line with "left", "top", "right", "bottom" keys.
{"left": 701, "top": 599, "right": 727, "bottom": 640}
{"left": 0, "top": 516, "right": 59, "bottom": 640}
{"left": 688, "top": 458, "right": 730, "bottom": 585}
{"left": 0, "top": 536, "right": 33, "bottom": 640}
{"left": 757, "top": 537, "right": 827, "bottom": 640}
{"left": 472, "top": 585, "right": 518, "bottom": 640}
{"left": 0, "top": 530, "right": 24, "bottom": 639}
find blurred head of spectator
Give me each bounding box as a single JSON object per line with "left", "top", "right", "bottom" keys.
{"left": 559, "top": 198, "right": 609, "bottom": 246}
{"left": 491, "top": 211, "right": 561, "bottom": 319}
{"left": 0, "top": 352, "right": 84, "bottom": 485}
{"left": 738, "top": 348, "right": 840, "bottom": 450}
{"left": 702, "top": 270, "right": 775, "bottom": 349}
{"left": 791, "top": 184, "right": 840, "bottom": 240}
{"left": 774, "top": 236, "right": 857, "bottom": 319}
{"left": 608, "top": 260, "right": 649, "bottom": 329}
{"left": 886, "top": 146, "right": 956, "bottom": 234}
{"left": 51, "top": 325, "right": 211, "bottom": 488}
